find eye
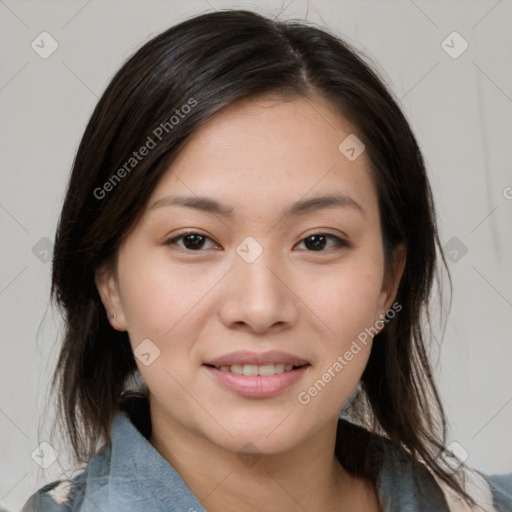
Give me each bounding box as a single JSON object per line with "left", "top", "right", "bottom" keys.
{"left": 164, "top": 231, "right": 220, "bottom": 251}
{"left": 164, "top": 231, "right": 350, "bottom": 253}
{"left": 295, "top": 233, "right": 349, "bottom": 252}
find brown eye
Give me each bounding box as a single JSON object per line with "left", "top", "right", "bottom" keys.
{"left": 165, "top": 232, "right": 219, "bottom": 251}
{"left": 296, "top": 233, "right": 349, "bottom": 252}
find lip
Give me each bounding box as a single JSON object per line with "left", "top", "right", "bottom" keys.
{"left": 203, "top": 351, "right": 310, "bottom": 398}
{"left": 203, "top": 350, "right": 309, "bottom": 367}
{"left": 204, "top": 365, "right": 309, "bottom": 398}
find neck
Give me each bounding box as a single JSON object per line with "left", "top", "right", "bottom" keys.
{"left": 147, "top": 397, "right": 379, "bottom": 512}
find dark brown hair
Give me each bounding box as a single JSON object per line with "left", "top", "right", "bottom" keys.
{"left": 49, "top": 8, "right": 475, "bottom": 506}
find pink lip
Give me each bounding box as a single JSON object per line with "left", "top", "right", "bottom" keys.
{"left": 204, "top": 365, "right": 309, "bottom": 398}
{"left": 203, "top": 350, "right": 309, "bottom": 367}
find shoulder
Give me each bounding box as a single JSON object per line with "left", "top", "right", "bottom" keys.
{"left": 20, "top": 476, "right": 85, "bottom": 512}
{"left": 480, "top": 471, "right": 512, "bottom": 512}
{"left": 20, "top": 444, "right": 110, "bottom": 512}
{"left": 336, "top": 419, "right": 451, "bottom": 508}
{"left": 335, "top": 418, "right": 512, "bottom": 511}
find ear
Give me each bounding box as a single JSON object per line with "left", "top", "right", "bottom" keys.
{"left": 376, "top": 243, "right": 406, "bottom": 322}
{"left": 95, "top": 262, "right": 128, "bottom": 332}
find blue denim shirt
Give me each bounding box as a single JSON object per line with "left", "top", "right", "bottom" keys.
{"left": 21, "top": 399, "right": 512, "bottom": 512}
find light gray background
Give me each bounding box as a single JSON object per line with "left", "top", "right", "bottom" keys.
{"left": 1, "top": 0, "right": 511, "bottom": 510}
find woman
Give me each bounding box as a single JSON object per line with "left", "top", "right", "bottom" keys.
{"left": 21, "top": 9, "right": 512, "bottom": 512}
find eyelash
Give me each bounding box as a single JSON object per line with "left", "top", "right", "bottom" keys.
{"left": 164, "top": 230, "right": 350, "bottom": 253}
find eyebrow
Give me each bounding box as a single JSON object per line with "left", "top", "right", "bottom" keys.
{"left": 148, "top": 193, "right": 365, "bottom": 218}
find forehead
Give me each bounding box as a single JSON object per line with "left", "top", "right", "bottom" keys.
{"left": 147, "top": 94, "right": 378, "bottom": 223}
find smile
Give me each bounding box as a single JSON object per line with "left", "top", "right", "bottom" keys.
{"left": 217, "top": 363, "right": 301, "bottom": 375}
{"left": 202, "top": 351, "right": 311, "bottom": 398}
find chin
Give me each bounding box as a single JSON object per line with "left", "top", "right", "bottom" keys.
{"left": 198, "top": 409, "right": 314, "bottom": 455}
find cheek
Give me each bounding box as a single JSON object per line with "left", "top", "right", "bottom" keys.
{"left": 297, "top": 265, "right": 379, "bottom": 413}
{"left": 297, "top": 257, "right": 382, "bottom": 404}
{"left": 117, "top": 251, "right": 211, "bottom": 407}
{"left": 117, "top": 248, "right": 215, "bottom": 341}
{"left": 309, "top": 257, "right": 384, "bottom": 343}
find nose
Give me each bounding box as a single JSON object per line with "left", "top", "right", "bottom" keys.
{"left": 218, "top": 247, "right": 299, "bottom": 334}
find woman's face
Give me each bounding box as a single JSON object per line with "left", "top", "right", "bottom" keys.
{"left": 96, "top": 94, "right": 404, "bottom": 454}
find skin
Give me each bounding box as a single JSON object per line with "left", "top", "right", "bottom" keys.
{"left": 96, "top": 93, "right": 406, "bottom": 511}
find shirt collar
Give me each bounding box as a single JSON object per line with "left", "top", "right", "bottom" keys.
{"left": 100, "top": 396, "right": 449, "bottom": 511}
{"left": 107, "top": 408, "right": 206, "bottom": 511}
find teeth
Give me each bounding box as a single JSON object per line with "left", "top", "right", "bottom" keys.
{"left": 243, "top": 364, "right": 259, "bottom": 376}
{"left": 274, "top": 363, "right": 285, "bottom": 374}
{"left": 259, "top": 363, "right": 281, "bottom": 376}
{"left": 230, "top": 364, "right": 243, "bottom": 375}
{"left": 217, "top": 363, "right": 298, "bottom": 376}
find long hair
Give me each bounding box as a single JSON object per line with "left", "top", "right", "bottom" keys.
{"left": 49, "top": 9, "right": 474, "bottom": 506}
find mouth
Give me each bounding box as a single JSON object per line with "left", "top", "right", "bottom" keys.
{"left": 202, "top": 350, "right": 311, "bottom": 398}
{"left": 204, "top": 363, "right": 308, "bottom": 376}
